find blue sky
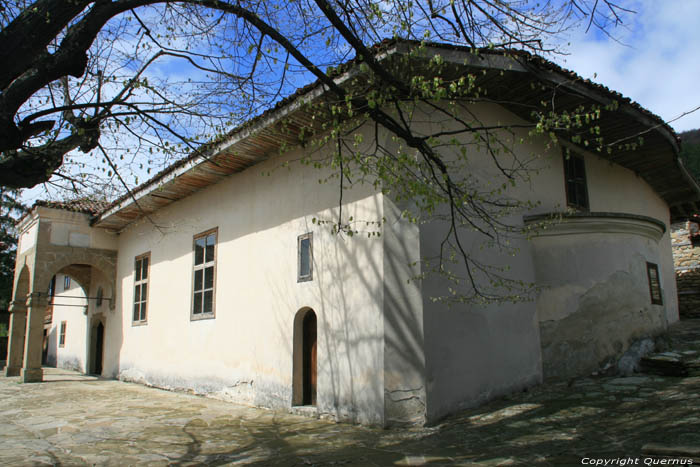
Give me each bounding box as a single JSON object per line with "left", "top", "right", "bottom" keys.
{"left": 557, "top": 1, "right": 700, "bottom": 133}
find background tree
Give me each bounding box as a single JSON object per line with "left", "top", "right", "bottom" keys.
{"left": 0, "top": 189, "right": 26, "bottom": 310}
{"left": 0, "top": 0, "right": 633, "bottom": 302}
{"left": 680, "top": 129, "right": 700, "bottom": 183}
{"left": 0, "top": 0, "right": 630, "bottom": 190}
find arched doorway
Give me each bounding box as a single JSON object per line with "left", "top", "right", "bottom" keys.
{"left": 292, "top": 308, "right": 317, "bottom": 406}
{"left": 90, "top": 321, "right": 104, "bottom": 376}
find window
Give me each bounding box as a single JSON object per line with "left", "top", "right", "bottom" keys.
{"left": 646, "top": 262, "right": 663, "bottom": 305}
{"left": 563, "top": 152, "right": 589, "bottom": 210}
{"left": 64, "top": 275, "right": 71, "bottom": 290}
{"left": 59, "top": 321, "right": 66, "bottom": 347}
{"left": 192, "top": 229, "right": 217, "bottom": 319}
{"left": 298, "top": 233, "right": 313, "bottom": 282}
{"left": 133, "top": 253, "right": 150, "bottom": 323}
{"left": 96, "top": 286, "right": 104, "bottom": 308}
{"left": 48, "top": 275, "right": 56, "bottom": 305}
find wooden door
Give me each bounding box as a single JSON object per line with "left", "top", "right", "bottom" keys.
{"left": 302, "top": 311, "right": 317, "bottom": 405}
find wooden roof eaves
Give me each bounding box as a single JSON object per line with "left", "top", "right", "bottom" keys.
{"left": 91, "top": 80, "right": 351, "bottom": 231}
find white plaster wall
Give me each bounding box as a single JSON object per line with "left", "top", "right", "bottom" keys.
{"left": 46, "top": 273, "right": 88, "bottom": 372}
{"left": 526, "top": 151, "right": 677, "bottom": 380}
{"left": 18, "top": 219, "right": 38, "bottom": 255}
{"left": 396, "top": 100, "right": 677, "bottom": 419}
{"left": 37, "top": 208, "right": 117, "bottom": 251}
{"left": 382, "top": 196, "right": 426, "bottom": 425}
{"left": 112, "top": 139, "right": 386, "bottom": 425}
{"left": 395, "top": 102, "right": 547, "bottom": 422}
{"left": 584, "top": 152, "right": 678, "bottom": 323}
{"left": 531, "top": 225, "right": 667, "bottom": 379}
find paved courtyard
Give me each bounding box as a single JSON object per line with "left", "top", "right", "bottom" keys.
{"left": 2, "top": 321, "right": 700, "bottom": 466}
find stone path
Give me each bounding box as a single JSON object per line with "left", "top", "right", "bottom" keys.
{"left": 2, "top": 320, "right": 700, "bottom": 466}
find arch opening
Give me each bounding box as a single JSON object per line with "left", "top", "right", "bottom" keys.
{"left": 292, "top": 308, "right": 317, "bottom": 406}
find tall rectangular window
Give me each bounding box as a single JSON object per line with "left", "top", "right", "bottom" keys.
{"left": 133, "top": 253, "right": 150, "bottom": 324}
{"left": 646, "top": 262, "right": 663, "bottom": 305}
{"left": 298, "top": 232, "right": 313, "bottom": 282}
{"left": 563, "top": 152, "right": 589, "bottom": 210}
{"left": 192, "top": 229, "right": 217, "bottom": 319}
{"left": 59, "top": 321, "right": 66, "bottom": 347}
{"left": 63, "top": 275, "right": 71, "bottom": 290}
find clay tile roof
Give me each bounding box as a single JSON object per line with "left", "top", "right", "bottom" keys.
{"left": 33, "top": 198, "right": 111, "bottom": 215}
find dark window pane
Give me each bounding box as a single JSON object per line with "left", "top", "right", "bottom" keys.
{"left": 205, "top": 266, "right": 214, "bottom": 290}
{"left": 194, "top": 269, "right": 203, "bottom": 292}
{"left": 195, "top": 238, "right": 205, "bottom": 265}
{"left": 142, "top": 257, "right": 149, "bottom": 279}
{"left": 203, "top": 290, "right": 213, "bottom": 314}
{"left": 133, "top": 303, "right": 140, "bottom": 321}
{"left": 300, "top": 238, "right": 311, "bottom": 277}
{"left": 140, "top": 302, "right": 147, "bottom": 321}
{"left": 135, "top": 259, "right": 142, "bottom": 281}
{"left": 193, "top": 292, "right": 202, "bottom": 314}
{"left": 205, "top": 234, "right": 215, "bottom": 263}
{"left": 564, "top": 154, "right": 588, "bottom": 209}
{"left": 141, "top": 283, "right": 147, "bottom": 302}
{"left": 134, "top": 284, "right": 141, "bottom": 302}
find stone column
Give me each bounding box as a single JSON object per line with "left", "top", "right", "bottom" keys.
{"left": 20, "top": 293, "right": 48, "bottom": 383}
{"left": 4, "top": 301, "right": 27, "bottom": 377}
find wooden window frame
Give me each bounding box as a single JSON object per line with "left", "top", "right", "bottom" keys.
{"left": 298, "top": 232, "right": 313, "bottom": 282}
{"left": 59, "top": 321, "right": 67, "bottom": 347}
{"left": 646, "top": 262, "right": 663, "bottom": 306}
{"left": 132, "top": 252, "right": 150, "bottom": 325}
{"left": 191, "top": 228, "right": 217, "bottom": 321}
{"left": 563, "top": 152, "right": 590, "bottom": 211}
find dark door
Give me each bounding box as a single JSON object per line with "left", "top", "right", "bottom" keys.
{"left": 302, "top": 311, "right": 317, "bottom": 405}
{"left": 42, "top": 329, "right": 48, "bottom": 365}
{"left": 94, "top": 322, "right": 104, "bottom": 375}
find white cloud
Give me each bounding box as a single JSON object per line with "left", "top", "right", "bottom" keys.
{"left": 556, "top": 1, "right": 700, "bottom": 133}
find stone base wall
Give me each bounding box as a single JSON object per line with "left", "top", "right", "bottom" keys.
{"left": 671, "top": 222, "right": 700, "bottom": 319}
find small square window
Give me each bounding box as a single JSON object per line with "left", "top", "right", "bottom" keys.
{"left": 298, "top": 233, "right": 313, "bottom": 282}
{"left": 646, "top": 262, "right": 663, "bottom": 305}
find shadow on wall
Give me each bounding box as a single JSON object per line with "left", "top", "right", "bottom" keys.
{"left": 108, "top": 144, "right": 427, "bottom": 426}
{"left": 264, "top": 193, "right": 396, "bottom": 426}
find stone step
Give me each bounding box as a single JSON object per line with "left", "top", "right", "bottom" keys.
{"left": 642, "top": 443, "right": 700, "bottom": 463}
{"left": 639, "top": 352, "right": 689, "bottom": 377}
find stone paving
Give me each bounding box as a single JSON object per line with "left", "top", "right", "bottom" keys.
{"left": 2, "top": 321, "right": 700, "bottom": 466}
